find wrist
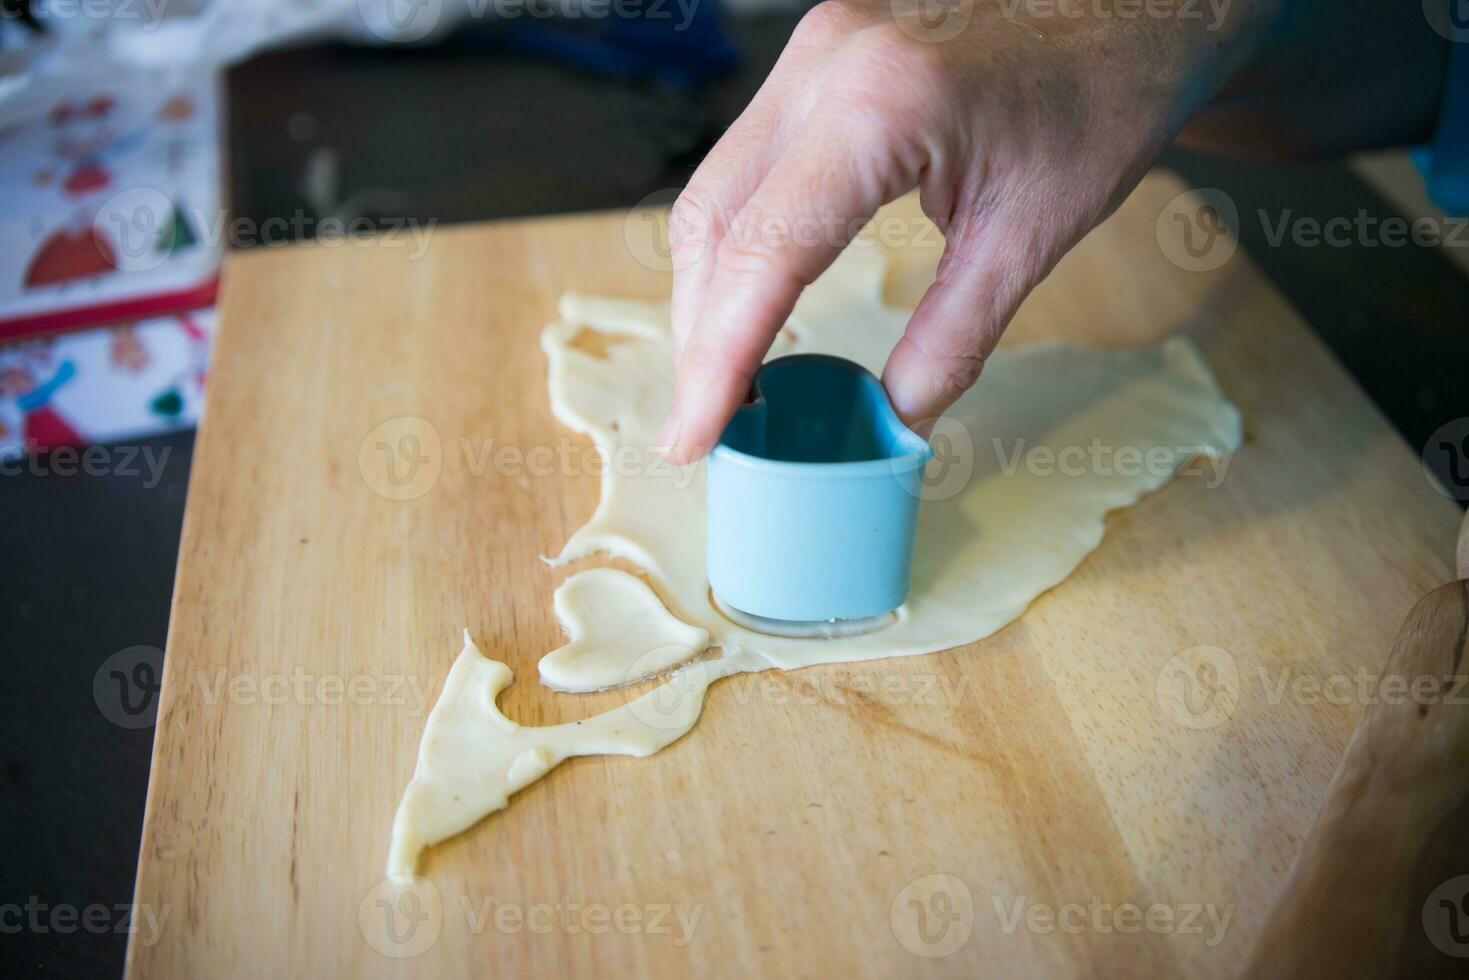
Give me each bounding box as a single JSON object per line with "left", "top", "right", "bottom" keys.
{"left": 1078, "top": 0, "right": 1287, "bottom": 139}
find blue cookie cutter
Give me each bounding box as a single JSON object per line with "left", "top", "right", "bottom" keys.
{"left": 707, "top": 354, "right": 933, "bottom": 633}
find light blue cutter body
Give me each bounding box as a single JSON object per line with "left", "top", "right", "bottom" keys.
{"left": 707, "top": 354, "right": 933, "bottom": 628}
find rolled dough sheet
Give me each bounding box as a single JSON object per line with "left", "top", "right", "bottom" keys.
{"left": 387, "top": 243, "right": 1242, "bottom": 877}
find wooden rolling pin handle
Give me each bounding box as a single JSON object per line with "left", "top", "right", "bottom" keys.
{"left": 1459, "top": 507, "right": 1469, "bottom": 582}
{"left": 1242, "top": 508, "right": 1469, "bottom": 978}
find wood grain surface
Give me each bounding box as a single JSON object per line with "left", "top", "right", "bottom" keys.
{"left": 1240, "top": 510, "right": 1469, "bottom": 978}
{"left": 126, "top": 173, "right": 1465, "bottom": 978}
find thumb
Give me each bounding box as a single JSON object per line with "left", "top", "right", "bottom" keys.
{"left": 881, "top": 214, "right": 1049, "bottom": 431}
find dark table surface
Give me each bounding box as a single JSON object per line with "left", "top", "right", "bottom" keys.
{"left": 3, "top": 14, "right": 1467, "bottom": 977}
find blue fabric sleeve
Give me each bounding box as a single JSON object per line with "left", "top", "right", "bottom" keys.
{"left": 1417, "top": 28, "right": 1469, "bottom": 215}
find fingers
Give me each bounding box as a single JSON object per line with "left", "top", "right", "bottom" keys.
{"left": 668, "top": 38, "right": 820, "bottom": 358}
{"left": 882, "top": 211, "right": 1046, "bottom": 429}
{"left": 668, "top": 96, "right": 787, "bottom": 359}
{"left": 665, "top": 121, "right": 918, "bottom": 462}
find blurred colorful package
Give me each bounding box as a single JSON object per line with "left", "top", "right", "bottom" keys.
{"left": 0, "top": 74, "right": 224, "bottom": 458}
{"left": 0, "top": 310, "right": 215, "bottom": 459}
{"left": 0, "top": 77, "right": 224, "bottom": 337}
{"left": 0, "top": 0, "right": 468, "bottom": 460}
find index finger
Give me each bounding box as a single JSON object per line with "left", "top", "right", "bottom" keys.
{"left": 666, "top": 122, "right": 915, "bottom": 462}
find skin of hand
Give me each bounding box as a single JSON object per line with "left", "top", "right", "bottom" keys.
{"left": 660, "top": 0, "right": 1283, "bottom": 462}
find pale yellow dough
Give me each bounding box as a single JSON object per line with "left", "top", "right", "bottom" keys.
{"left": 386, "top": 242, "right": 1242, "bottom": 877}
{"left": 539, "top": 567, "right": 711, "bottom": 692}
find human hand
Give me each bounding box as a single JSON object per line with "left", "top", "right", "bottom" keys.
{"left": 660, "top": 0, "right": 1278, "bottom": 460}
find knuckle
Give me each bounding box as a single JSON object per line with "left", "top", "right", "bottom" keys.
{"left": 821, "top": 27, "right": 953, "bottom": 136}
{"left": 714, "top": 230, "right": 787, "bottom": 280}
{"left": 667, "top": 191, "right": 713, "bottom": 256}
{"left": 791, "top": 0, "right": 867, "bottom": 48}
{"left": 925, "top": 349, "right": 985, "bottom": 400}
{"left": 845, "top": 24, "right": 951, "bottom": 94}
{"left": 893, "top": 334, "right": 986, "bottom": 406}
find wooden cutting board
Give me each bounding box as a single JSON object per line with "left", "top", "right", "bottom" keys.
{"left": 127, "top": 173, "right": 1463, "bottom": 978}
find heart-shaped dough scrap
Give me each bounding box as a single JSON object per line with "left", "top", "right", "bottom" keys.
{"left": 539, "top": 567, "right": 711, "bottom": 692}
